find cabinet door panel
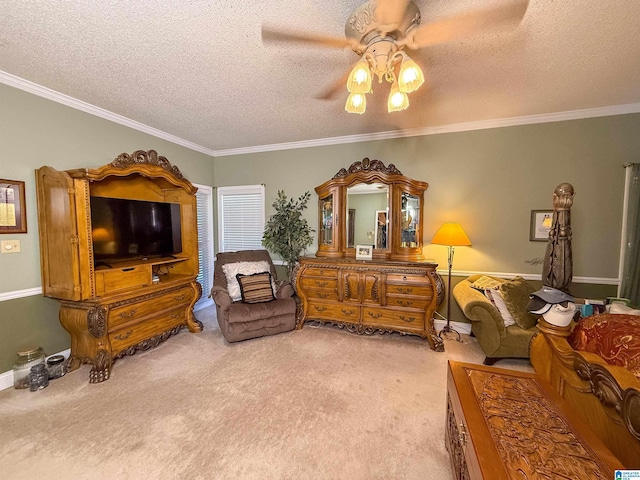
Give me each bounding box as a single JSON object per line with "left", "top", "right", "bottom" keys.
{"left": 36, "top": 166, "right": 83, "bottom": 300}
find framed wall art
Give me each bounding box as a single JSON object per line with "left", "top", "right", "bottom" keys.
{"left": 529, "top": 209, "right": 552, "bottom": 242}
{"left": 0, "top": 179, "right": 27, "bottom": 234}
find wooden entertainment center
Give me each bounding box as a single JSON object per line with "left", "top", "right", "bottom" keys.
{"left": 36, "top": 150, "right": 202, "bottom": 383}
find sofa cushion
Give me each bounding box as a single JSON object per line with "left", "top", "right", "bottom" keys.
{"left": 222, "top": 260, "right": 274, "bottom": 301}
{"left": 237, "top": 271, "right": 276, "bottom": 304}
{"left": 499, "top": 277, "right": 538, "bottom": 329}
{"left": 227, "top": 297, "right": 296, "bottom": 324}
{"left": 485, "top": 288, "right": 517, "bottom": 327}
{"left": 470, "top": 275, "right": 505, "bottom": 291}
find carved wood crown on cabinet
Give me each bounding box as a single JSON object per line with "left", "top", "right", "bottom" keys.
{"left": 35, "top": 150, "right": 202, "bottom": 384}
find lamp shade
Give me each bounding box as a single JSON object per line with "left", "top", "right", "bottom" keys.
{"left": 347, "top": 59, "right": 372, "bottom": 94}
{"left": 387, "top": 83, "right": 409, "bottom": 112}
{"left": 397, "top": 56, "right": 425, "bottom": 93}
{"left": 345, "top": 92, "right": 366, "bottom": 114}
{"left": 431, "top": 223, "right": 472, "bottom": 247}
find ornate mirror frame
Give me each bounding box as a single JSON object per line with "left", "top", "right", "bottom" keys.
{"left": 314, "top": 158, "right": 428, "bottom": 261}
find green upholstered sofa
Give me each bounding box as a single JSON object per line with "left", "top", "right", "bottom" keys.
{"left": 452, "top": 274, "right": 538, "bottom": 365}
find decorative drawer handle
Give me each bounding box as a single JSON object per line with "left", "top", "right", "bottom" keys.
{"left": 173, "top": 294, "right": 186, "bottom": 301}
{"left": 315, "top": 281, "right": 328, "bottom": 287}
{"left": 118, "top": 309, "right": 138, "bottom": 318}
{"left": 403, "top": 276, "right": 407, "bottom": 281}
{"left": 458, "top": 423, "right": 468, "bottom": 447}
{"left": 314, "top": 306, "right": 327, "bottom": 312}
{"left": 317, "top": 292, "right": 329, "bottom": 299}
{"left": 399, "top": 315, "right": 416, "bottom": 323}
{"left": 341, "top": 308, "right": 355, "bottom": 316}
{"left": 398, "top": 300, "right": 413, "bottom": 307}
{"left": 367, "top": 312, "right": 382, "bottom": 319}
{"left": 115, "top": 330, "right": 132, "bottom": 340}
{"left": 398, "top": 288, "right": 414, "bottom": 294}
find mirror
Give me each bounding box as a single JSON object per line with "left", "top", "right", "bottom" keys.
{"left": 346, "top": 183, "right": 389, "bottom": 250}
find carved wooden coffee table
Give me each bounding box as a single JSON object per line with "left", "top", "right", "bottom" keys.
{"left": 445, "top": 361, "right": 622, "bottom": 479}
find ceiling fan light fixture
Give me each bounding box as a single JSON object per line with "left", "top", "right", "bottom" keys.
{"left": 345, "top": 92, "right": 367, "bottom": 114}
{"left": 347, "top": 59, "right": 373, "bottom": 94}
{"left": 397, "top": 55, "right": 424, "bottom": 93}
{"left": 388, "top": 83, "right": 409, "bottom": 113}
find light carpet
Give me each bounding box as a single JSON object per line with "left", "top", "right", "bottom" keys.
{"left": 0, "top": 307, "right": 532, "bottom": 479}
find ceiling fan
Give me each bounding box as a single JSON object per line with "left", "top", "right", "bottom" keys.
{"left": 262, "top": 0, "right": 529, "bottom": 114}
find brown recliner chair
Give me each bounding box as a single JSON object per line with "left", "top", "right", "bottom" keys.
{"left": 211, "top": 249, "right": 296, "bottom": 342}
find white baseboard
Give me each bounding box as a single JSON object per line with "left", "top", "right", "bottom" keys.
{"left": 0, "top": 348, "right": 71, "bottom": 391}
{"left": 432, "top": 319, "right": 472, "bottom": 336}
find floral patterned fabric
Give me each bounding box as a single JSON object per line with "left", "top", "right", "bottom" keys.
{"left": 568, "top": 314, "right": 640, "bottom": 380}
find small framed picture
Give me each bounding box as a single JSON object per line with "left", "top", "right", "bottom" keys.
{"left": 356, "top": 244, "right": 373, "bottom": 260}
{"left": 0, "top": 179, "right": 27, "bottom": 234}
{"left": 530, "top": 210, "right": 553, "bottom": 242}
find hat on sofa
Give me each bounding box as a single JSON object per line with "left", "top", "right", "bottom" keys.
{"left": 526, "top": 286, "right": 575, "bottom": 313}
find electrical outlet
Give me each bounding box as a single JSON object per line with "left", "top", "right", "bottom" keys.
{"left": 1, "top": 240, "right": 21, "bottom": 253}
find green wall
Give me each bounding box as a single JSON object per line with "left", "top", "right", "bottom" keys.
{"left": 213, "top": 114, "right": 640, "bottom": 321}
{"left": 0, "top": 83, "right": 215, "bottom": 372}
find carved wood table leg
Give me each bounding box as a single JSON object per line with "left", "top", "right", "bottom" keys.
{"left": 89, "top": 348, "right": 112, "bottom": 383}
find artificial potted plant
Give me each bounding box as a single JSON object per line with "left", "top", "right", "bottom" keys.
{"left": 262, "top": 190, "right": 314, "bottom": 289}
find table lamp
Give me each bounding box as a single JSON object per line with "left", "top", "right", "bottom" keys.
{"left": 431, "top": 222, "right": 472, "bottom": 341}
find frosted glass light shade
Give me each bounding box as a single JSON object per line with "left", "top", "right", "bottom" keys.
{"left": 398, "top": 57, "right": 425, "bottom": 93}
{"left": 345, "top": 92, "right": 367, "bottom": 114}
{"left": 387, "top": 83, "right": 409, "bottom": 112}
{"left": 347, "top": 59, "right": 372, "bottom": 94}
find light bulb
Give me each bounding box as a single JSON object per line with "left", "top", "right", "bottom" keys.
{"left": 346, "top": 59, "right": 372, "bottom": 94}
{"left": 387, "top": 83, "right": 409, "bottom": 112}
{"left": 345, "top": 93, "right": 366, "bottom": 114}
{"left": 397, "top": 56, "right": 424, "bottom": 93}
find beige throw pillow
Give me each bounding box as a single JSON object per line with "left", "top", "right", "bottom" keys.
{"left": 222, "top": 260, "right": 274, "bottom": 301}
{"left": 485, "top": 289, "right": 517, "bottom": 327}
{"left": 498, "top": 277, "right": 538, "bottom": 329}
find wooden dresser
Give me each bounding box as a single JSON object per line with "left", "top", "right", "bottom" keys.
{"left": 296, "top": 257, "right": 445, "bottom": 351}
{"left": 446, "top": 361, "right": 622, "bottom": 479}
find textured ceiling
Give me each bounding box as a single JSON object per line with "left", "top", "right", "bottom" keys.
{"left": 2, "top": 1, "right": 640, "bottom": 156}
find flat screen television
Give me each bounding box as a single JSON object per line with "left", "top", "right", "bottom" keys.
{"left": 90, "top": 196, "right": 182, "bottom": 263}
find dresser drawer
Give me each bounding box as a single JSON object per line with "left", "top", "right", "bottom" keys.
{"left": 362, "top": 307, "right": 424, "bottom": 331}
{"left": 299, "top": 276, "right": 338, "bottom": 292}
{"left": 306, "top": 301, "right": 360, "bottom": 323}
{"left": 109, "top": 286, "right": 193, "bottom": 329}
{"left": 385, "top": 295, "right": 429, "bottom": 309}
{"left": 109, "top": 306, "right": 186, "bottom": 352}
{"left": 303, "top": 288, "right": 339, "bottom": 301}
{"left": 95, "top": 265, "right": 151, "bottom": 296}
{"left": 385, "top": 284, "right": 432, "bottom": 297}
{"left": 302, "top": 267, "right": 338, "bottom": 278}
{"left": 386, "top": 273, "right": 430, "bottom": 284}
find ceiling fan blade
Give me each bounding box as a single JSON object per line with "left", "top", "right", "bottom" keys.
{"left": 262, "top": 25, "right": 358, "bottom": 49}
{"left": 401, "top": 0, "right": 529, "bottom": 49}
{"left": 375, "top": 0, "right": 412, "bottom": 32}
{"left": 315, "top": 70, "right": 351, "bottom": 101}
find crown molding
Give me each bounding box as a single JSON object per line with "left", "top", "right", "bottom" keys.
{"left": 3, "top": 70, "right": 639, "bottom": 159}
{"left": 213, "top": 103, "right": 640, "bottom": 157}
{"left": 0, "top": 70, "right": 217, "bottom": 157}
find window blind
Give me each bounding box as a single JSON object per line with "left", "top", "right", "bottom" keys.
{"left": 195, "top": 184, "right": 213, "bottom": 309}
{"left": 217, "top": 185, "right": 265, "bottom": 252}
